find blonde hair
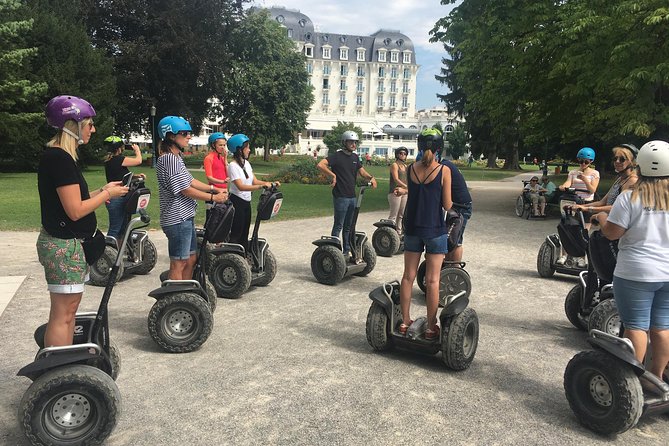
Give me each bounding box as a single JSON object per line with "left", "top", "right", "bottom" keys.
{"left": 46, "top": 118, "right": 92, "bottom": 161}
{"left": 630, "top": 176, "right": 669, "bottom": 211}
{"left": 420, "top": 149, "right": 435, "bottom": 167}
{"left": 612, "top": 147, "right": 636, "bottom": 166}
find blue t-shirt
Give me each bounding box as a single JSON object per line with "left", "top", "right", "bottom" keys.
{"left": 440, "top": 159, "right": 472, "bottom": 205}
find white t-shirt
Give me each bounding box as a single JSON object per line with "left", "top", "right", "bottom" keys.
{"left": 228, "top": 160, "right": 254, "bottom": 202}
{"left": 567, "top": 169, "right": 599, "bottom": 201}
{"left": 607, "top": 190, "right": 669, "bottom": 281}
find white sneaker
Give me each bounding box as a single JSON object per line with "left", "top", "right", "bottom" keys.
{"left": 556, "top": 256, "right": 567, "bottom": 265}
{"left": 577, "top": 257, "right": 587, "bottom": 268}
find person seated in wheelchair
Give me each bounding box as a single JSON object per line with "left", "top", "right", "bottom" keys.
{"left": 540, "top": 175, "right": 557, "bottom": 203}
{"left": 523, "top": 176, "right": 548, "bottom": 217}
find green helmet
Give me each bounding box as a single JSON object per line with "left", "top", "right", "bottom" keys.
{"left": 104, "top": 136, "right": 124, "bottom": 152}
{"left": 417, "top": 128, "right": 443, "bottom": 157}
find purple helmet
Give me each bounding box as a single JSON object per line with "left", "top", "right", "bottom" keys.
{"left": 45, "top": 95, "right": 96, "bottom": 129}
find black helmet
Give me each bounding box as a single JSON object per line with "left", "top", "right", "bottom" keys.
{"left": 104, "top": 136, "right": 124, "bottom": 152}
{"left": 417, "top": 128, "right": 443, "bottom": 157}
{"left": 617, "top": 143, "right": 638, "bottom": 159}
{"left": 395, "top": 146, "right": 408, "bottom": 159}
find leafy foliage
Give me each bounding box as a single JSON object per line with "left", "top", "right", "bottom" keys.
{"left": 270, "top": 157, "right": 329, "bottom": 185}
{"left": 445, "top": 124, "right": 468, "bottom": 159}
{"left": 322, "top": 121, "right": 364, "bottom": 156}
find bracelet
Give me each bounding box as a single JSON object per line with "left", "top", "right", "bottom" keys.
{"left": 99, "top": 187, "right": 104, "bottom": 193}
{"left": 106, "top": 189, "right": 111, "bottom": 200}
{"left": 210, "top": 185, "right": 214, "bottom": 192}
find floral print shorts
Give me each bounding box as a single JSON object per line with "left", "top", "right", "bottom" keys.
{"left": 36, "top": 229, "right": 89, "bottom": 293}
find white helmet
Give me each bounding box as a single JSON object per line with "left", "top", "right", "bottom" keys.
{"left": 341, "top": 130, "right": 359, "bottom": 143}
{"left": 637, "top": 140, "right": 669, "bottom": 177}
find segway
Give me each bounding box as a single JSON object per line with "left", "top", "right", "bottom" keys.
{"left": 209, "top": 183, "right": 282, "bottom": 298}
{"left": 89, "top": 174, "right": 157, "bottom": 286}
{"left": 16, "top": 188, "right": 151, "bottom": 446}
{"left": 147, "top": 200, "right": 234, "bottom": 353}
{"left": 311, "top": 184, "right": 377, "bottom": 285}
{"left": 371, "top": 219, "right": 404, "bottom": 257}
{"left": 564, "top": 329, "right": 669, "bottom": 435}
{"left": 536, "top": 188, "right": 591, "bottom": 278}
{"left": 365, "top": 281, "right": 479, "bottom": 370}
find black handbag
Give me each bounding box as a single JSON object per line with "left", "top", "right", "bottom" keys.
{"left": 81, "top": 229, "right": 106, "bottom": 265}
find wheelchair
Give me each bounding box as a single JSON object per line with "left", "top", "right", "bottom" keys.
{"left": 515, "top": 180, "right": 554, "bottom": 219}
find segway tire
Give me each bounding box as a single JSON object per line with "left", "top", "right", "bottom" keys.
{"left": 205, "top": 277, "right": 217, "bottom": 313}
{"left": 19, "top": 364, "right": 121, "bottom": 446}
{"left": 147, "top": 292, "right": 214, "bottom": 353}
{"left": 131, "top": 238, "right": 158, "bottom": 275}
{"left": 372, "top": 226, "right": 400, "bottom": 257}
{"left": 210, "top": 253, "right": 252, "bottom": 299}
{"left": 438, "top": 267, "right": 472, "bottom": 307}
{"left": 536, "top": 241, "right": 555, "bottom": 278}
{"left": 441, "top": 307, "right": 479, "bottom": 370}
{"left": 365, "top": 302, "right": 400, "bottom": 351}
{"left": 311, "top": 245, "right": 346, "bottom": 285}
{"left": 564, "top": 284, "right": 587, "bottom": 330}
{"left": 588, "top": 299, "right": 621, "bottom": 337}
{"left": 355, "top": 240, "right": 377, "bottom": 276}
{"left": 109, "top": 341, "right": 121, "bottom": 381}
{"left": 564, "top": 350, "right": 643, "bottom": 434}
{"left": 88, "top": 245, "right": 124, "bottom": 287}
{"left": 254, "top": 249, "right": 277, "bottom": 287}
{"left": 417, "top": 260, "right": 427, "bottom": 293}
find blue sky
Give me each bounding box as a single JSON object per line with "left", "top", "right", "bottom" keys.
{"left": 250, "top": 1, "right": 457, "bottom": 110}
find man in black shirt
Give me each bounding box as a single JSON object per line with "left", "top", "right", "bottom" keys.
{"left": 317, "top": 131, "right": 377, "bottom": 255}
{"left": 440, "top": 158, "right": 473, "bottom": 262}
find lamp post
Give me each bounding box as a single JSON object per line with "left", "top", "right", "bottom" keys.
{"left": 150, "top": 105, "right": 157, "bottom": 167}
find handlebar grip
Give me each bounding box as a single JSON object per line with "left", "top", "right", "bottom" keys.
{"left": 139, "top": 208, "right": 151, "bottom": 223}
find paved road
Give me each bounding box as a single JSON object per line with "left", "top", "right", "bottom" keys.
{"left": 1, "top": 175, "right": 667, "bottom": 445}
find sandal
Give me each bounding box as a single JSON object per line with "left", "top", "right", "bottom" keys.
{"left": 425, "top": 325, "right": 440, "bottom": 341}
{"left": 398, "top": 320, "right": 413, "bottom": 335}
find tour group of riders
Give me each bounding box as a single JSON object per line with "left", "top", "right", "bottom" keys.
{"left": 35, "top": 94, "right": 669, "bottom": 385}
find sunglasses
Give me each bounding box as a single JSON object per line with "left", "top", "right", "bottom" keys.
{"left": 177, "top": 131, "right": 192, "bottom": 137}
{"left": 577, "top": 159, "right": 591, "bottom": 164}
{"left": 530, "top": 179, "right": 538, "bottom": 182}
{"left": 87, "top": 121, "right": 95, "bottom": 129}
{"left": 613, "top": 156, "right": 628, "bottom": 163}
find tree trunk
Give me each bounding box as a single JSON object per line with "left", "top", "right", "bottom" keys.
{"left": 263, "top": 138, "right": 270, "bottom": 162}
{"left": 502, "top": 140, "right": 521, "bottom": 170}
{"left": 485, "top": 144, "right": 498, "bottom": 168}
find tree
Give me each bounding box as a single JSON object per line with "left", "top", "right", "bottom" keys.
{"left": 323, "top": 122, "right": 363, "bottom": 156}
{"left": 0, "top": 0, "right": 47, "bottom": 171}
{"left": 445, "top": 124, "right": 468, "bottom": 160}
{"left": 212, "top": 9, "right": 313, "bottom": 161}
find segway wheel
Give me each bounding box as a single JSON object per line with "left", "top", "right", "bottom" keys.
{"left": 354, "top": 240, "right": 377, "bottom": 276}
{"left": 372, "top": 226, "right": 400, "bottom": 257}
{"left": 205, "top": 277, "right": 217, "bottom": 313}
{"left": 564, "top": 350, "right": 643, "bottom": 435}
{"left": 254, "top": 249, "right": 277, "bottom": 287}
{"left": 109, "top": 340, "right": 121, "bottom": 381}
{"left": 536, "top": 241, "right": 555, "bottom": 278}
{"left": 19, "top": 365, "right": 121, "bottom": 446}
{"left": 588, "top": 299, "right": 621, "bottom": 336}
{"left": 147, "top": 292, "right": 214, "bottom": 353}
{"left": 88, "top": 245, "right": 124, "bottom": 287}
{"left": 438, "top": 267, "right": 472, "bottom": 307}
{"left": 564, "top": 284, "right": 587, "bottom": 331}
{"left": 365, "top": 302, "right": 400, "bottom": 351}
{"left": 441, "top": 307, "right": 479, "bottom": 371}
{"left": 131, "top": 238, "right": 158, "bottom": 275}
{"left": 209, "top": 253, "right": 252, "bottom": 299}
{"left": 416, "top": 260, "right": 427, "bottom": 293}
{"left": 311, "top": 245, "right": 346, "bottom": 285}
{"left": 159, "top": 270, "right": 169, "bottom": 282}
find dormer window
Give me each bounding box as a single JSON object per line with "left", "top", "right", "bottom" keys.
{"left": 322, "top": 46, "right": 331, "bottom": 59}
{"left": 356, "top": 48, "right": 365, "bottom": 62}
{"left": 339, "top": 47, "right": 348, "bottom": 60}
{"left": 390, "top": 51, "right": 399, "bottom": 63}
{"left": 304, "top": 44, "right": 314, "bottom": 58}
{"left": 378, "top": 50, "right": 387, "bottom": 62}
{"left": 403, "top": 51, "right": 412, "bottom": 64}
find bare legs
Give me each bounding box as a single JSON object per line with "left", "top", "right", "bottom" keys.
{"left": 624, "top": 328, "right": 669, "bottom": 379}
{"left": 400, "top": 251, "right": 443, "bottom": 331}
{"left": 169, "top": 254, "right": 197, "bottom": 280}
{"left": 44, "top": 292, "right": 83, "bottom": 346}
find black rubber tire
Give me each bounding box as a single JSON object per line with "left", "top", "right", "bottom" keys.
{"left": 564, "top": 284, "right": 588, "bottom": 331}
{"left": 311, "top": 245, "right": 346, "bottom": 285}
{"left": 131, "top": 238, "right": 157, "bottom": 275}
{"left": 159, "top": 270, "right": 169, "bottom": 282}
{"left": 588, "top": 299, "right": 621, "bottom": 336}
{"left": 536, "top": 241, "right": 555, "bottom": 278}
{"left": 372, "top": 226, "right": 400, "bottom": 257}
{"left": 416, "top": 260, "right": 427, "bottom": 293}
{"left": 88, "top": 245, "right": 124, "bottom": 287}
{"left": 515, "top": 195, "right": 528, "bottom": 218}
{"left": 205, "top": 277, "right": 217, "bottom": 313}
{"left": 19, "top": 365, "right": 121, "bottom": 446}
{"left": 209, "top": 253, "right": 252, "bottom": 299}
{"left": 564, "top": 350, "right": 643, "bottom": 435}
{"left": 147, "top": 292, "right": 214, "bottom": 353}
{"left": 254, "top": 249, "right": 277, "bottom": 287}
{"left": 438, "top": 267, "right": 472, "bottom": 307}
{"left": 365, "top": 302, "right": 393, "bottom": 351}
{"left": 355, "top": 240, "right": 377, "bottom": 276}
{"left": 109, "top": 341, "right": 121, "bottom": 381}
{"left": 442, "top": 307, "right": 479, "bottom": 371}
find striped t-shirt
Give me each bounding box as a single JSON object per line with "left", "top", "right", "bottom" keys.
{"left": 156, "top": 152, "right": 197, "bottom": 227}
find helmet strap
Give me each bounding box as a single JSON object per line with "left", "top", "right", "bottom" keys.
{"left": 62, "top": 126, "right": 84, "bottom": 145}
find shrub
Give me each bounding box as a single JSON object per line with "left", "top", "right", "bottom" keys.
{"left": 270, "top": 158, "right": 330, "bottom": 184}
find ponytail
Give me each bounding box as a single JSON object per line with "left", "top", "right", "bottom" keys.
{"left": 421, "top": 149, "right": 434, "bottom": 167}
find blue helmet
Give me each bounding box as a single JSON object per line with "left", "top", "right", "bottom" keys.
{"left": 158, "top": 116, "right": 192, "bottom": 140}
{"left": 576, "top": 147, "right": 595, "bottom": 161}
{"left": 208, "top": 132, "right": 227, "bottom": 146}
{"left": 227, "top": 134, "right": 250, "bottom": 154}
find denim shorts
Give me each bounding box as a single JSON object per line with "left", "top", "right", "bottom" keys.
{"left": 36, "top": 229, "right": 89, "bottom": 293}
{"left": 404, "top": 233, "right": 449, "bottom": 254}
{"left": 452, "top": 202, "right": 472, "bottom": 246}
{"left": 162, "top": 218, "right": 197, "bottom": 260}
{"left": 613, "top": 276, "right": 669, "bottom": 330}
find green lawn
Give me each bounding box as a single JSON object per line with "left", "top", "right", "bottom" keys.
{"left": 1, "top": 159, "right": 609, "bottom": 231}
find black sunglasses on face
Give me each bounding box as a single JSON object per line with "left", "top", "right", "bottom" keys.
{"left": 577, "top": 159, "right": 591, "bottom": 164}
{"left": 177, "top": 131, "right": 191, "bottom": 137}
{"left": 613, "top": 156, "right": 628, "bottom": 163}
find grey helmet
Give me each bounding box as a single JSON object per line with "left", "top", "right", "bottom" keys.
{"left": 341, "top": 130, "right": 359, "bottom": 143}
{"left": 637, "top": 140, "right": 669, "bottom": 177}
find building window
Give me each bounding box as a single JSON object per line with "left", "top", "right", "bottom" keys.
{"left": 356, "top": 80, "right": 364, "bottom": 92}
{"left": 287, "top": 29, "right": 293, "bottom": 38}
{"left": 356, "top": 95, "right": 363, "bottom": 106}
{"left": 340, "top": 79, "right": 346, "bottom": 90}
{"left": 378, "top": 67, "right": 385, "bottom": 77}
{"left": 390, "top": 96, "right": 396, "bottom": 107}
{"left": 377, "top": 80, "right": 384, "bottom": 92}
{"left": 322, "top": 93, "right": 329, "bottom": 105}
{"left": 323, "top": 47, "right": 331, "bottom": 59}
{"left": 305, "top": 46, "right": 313, "bottom": 57}
{"left": 323, "top": 78, "right": 329, "bottom": 90}
{"left": 390, "top": 80, "right": 397, "bottom": 93}
{"left": 356, "top": 49, "right": 365, "bottom": 61}
{"left": 307, "top": 63, "right": 313, "bottom": 74}
{"left": 403, "top": 81, "right": 409, "bottom": 93}
{"left": 340, "top": 48, "right": 348, "bottom": 60}
{"left": 390, "top": 51, "right": 399, "bottom": 63}
{"left": 323, "top": 64, "right": 331, "bottom": 75}
{"left": 357, "top": 66, "right": 365, "bottom": 77}
{"left": 378, "top": 50, "right": 386, "bottom": 62}
{"left": 391, "top": 67, "right": 398, "bottom": 78}
{"left": 339, "top": 93, "right": 346, "bottom": 105}
{"left": 377, "top": 95, "right": 384, "bottom": 107}
{"left": 340, "top": 65, "right": 347, "bottom": 76}
{"left": 403, "top": 68, "right": 410, "bottom": 79}
{"left": 403, "top": 52, "right": 411, "bottom": 64}
{"left": 402, "top": 97, "right": 408, "bottom": 108}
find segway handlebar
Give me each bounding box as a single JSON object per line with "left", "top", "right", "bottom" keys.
{"left": 139, "top": 208, "right": 150, "bottom": 224}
